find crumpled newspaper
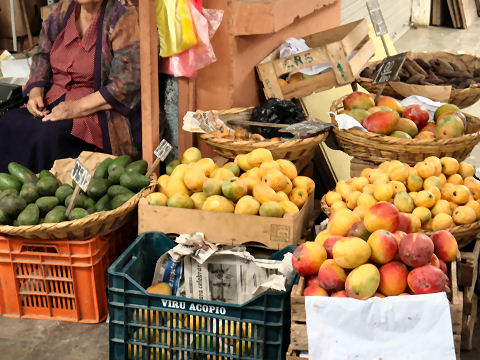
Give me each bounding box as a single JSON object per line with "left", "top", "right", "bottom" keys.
{"left": 151, "top": 232, "right": 294, "bottom": 304}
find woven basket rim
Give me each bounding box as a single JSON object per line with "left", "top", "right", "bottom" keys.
{"left": 320, "top": 195, "right": 477, "bottom": 248}
{"left": 0, "top": 180, "right": 156, "bottom": 239}
{"left": 330, "top": 94, "right": 480, "bottom": 146}
{"left": 198, "top": 107, "right": 330, "bottom": 150}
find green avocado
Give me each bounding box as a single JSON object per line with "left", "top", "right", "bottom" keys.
{"left": 44, "top": 205, "right": 67, "bottom": 223}
{"left": 17, "top": 203, "right": 40, "bottom": 225}
{"left": 0, "top": 194, "right": 27, "bottom": 217}
{"left": 88, "top": 177, "right": 109, "bottom": 200}
{"left": 0, "top": 173, "right": 22, "bottom": 191}
{"left": 8, "top": 162, "right": 37, "bottom": 184}
{"left": 107, "top": 185, "right": 134, "bottom": 198}
{"left": 35, "top": 196, "right": 60, "bottom": 215}
{"left": 120, "top": 172, "right": 150, "bottom": 192}
{"left": 95, "top": 194, "right": 111, "bottom": 212}
{"left": 93, "top": 158, "right": 114, "bottom": 179}
{"left": 110, "top": 193, "right": 134, "bottom": 209}
{"left": 125, "top": 160, "right": 148, "bottom": 175}
{"left": 108, "top": 165, "right": 125, "bottom": 185}
{"left": 55, "top": 184, "right": 74, "bottom": 203}
{"left": 20, "top": 182, "right": 39, "bottom": 204}
{"left": 36, "top": 176, "right": 59, "bottom": 196}
{"left": 68, "top": 208, "right": 89, "bottom": 221}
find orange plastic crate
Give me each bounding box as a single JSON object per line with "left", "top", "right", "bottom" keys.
{"left": 0, "top": 227, "right": 133, "bottom": 323}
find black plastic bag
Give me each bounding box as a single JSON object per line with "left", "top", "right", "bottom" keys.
{"left": 249, "top": 98, "right": 305, "bottom": 138}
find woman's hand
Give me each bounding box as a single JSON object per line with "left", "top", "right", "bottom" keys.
{"left": 42, "top": 101, "right": 80, "bottom": 122}
{"left": 26, "top": 87, "right": 48, "bottom": 118}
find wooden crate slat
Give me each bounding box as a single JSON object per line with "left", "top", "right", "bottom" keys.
{"left": 461, "top": 293, "right": 477, "bottom": 350}
{"left": 325, "top": 42, "right": 354, "bottom": 85}
{"left": 459, "top": 239, "right": 480, "bottom": 286}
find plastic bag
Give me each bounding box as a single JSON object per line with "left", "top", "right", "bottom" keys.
{"left": 161, "top": 4, "right": 223, "bottom": 77}
{"left": 249, "top": 98, "right": 305, "bottom": 139}
{"left": 156, "top": 0, "right": 198, "bottom": 57}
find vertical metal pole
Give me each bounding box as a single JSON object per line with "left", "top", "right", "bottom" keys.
{"left": 9, "top": 0, "right": 17, "bottom": 52}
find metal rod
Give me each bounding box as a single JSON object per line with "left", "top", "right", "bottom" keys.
{"left": 9, "top": 0, "right": 17, "bottom": 52}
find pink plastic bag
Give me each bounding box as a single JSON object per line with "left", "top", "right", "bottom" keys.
{"left": 161, "top": 3, "right": 223, "bottom": 77}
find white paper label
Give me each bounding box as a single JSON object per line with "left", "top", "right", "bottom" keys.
{"left": 71, "top": 160, "right": 92, "bottom": 192}
{"left": 154, "top": 139, "right": 173, "bottom": 161}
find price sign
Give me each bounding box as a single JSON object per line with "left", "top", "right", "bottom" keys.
{"left": 71, "top": 160, "right": 92, "bottom": 192}
{"left": 372, "top": 52, "right": 408, "bottom": 85}
{"left": 146, "top": 140, "right": 173, "bottom": 177}
{"left": 154, "top": 139, "right": 173, "bottom": 161}
{"left": 279, "top": 121, "right": 333, "bottom": 138}
{"left": 367, "top": 0, "right": 388, "bottom": 36}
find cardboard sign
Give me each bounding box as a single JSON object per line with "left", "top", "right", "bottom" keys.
{"left": 154, "top": 139, "right": 173, "bottom": 161}
{"left": 71, "top": 160, "right": 92, "bottom": 192}
{"left": 366, "top": 0, "right": 388, "bottom": 36}
{"left": 372, "top": 52, "right": 408, "bottom": 85}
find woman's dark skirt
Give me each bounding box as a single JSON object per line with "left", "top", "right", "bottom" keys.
{"left": 0, "top": 105, "right": 97, "bottom": 173}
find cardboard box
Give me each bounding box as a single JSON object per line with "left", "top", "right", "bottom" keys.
{"left": 138, "top": 195, "right": 314, "bottom": 250}
{"left": 256, "top": 19, "right": 375, "bottom": 100}
{"left": 0, "top": 0, "right": 46, "bottom": 38}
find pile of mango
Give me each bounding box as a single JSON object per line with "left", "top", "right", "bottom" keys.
{"left": 325, "top": 156, "right": 479, "bottom": 231}
{"left": 147, "top": 147, "right": 315, "bottom": 217}
{"left": 0, "top": 156, "right": 150, "bottom": 225}
{"left": 293, "top": 200, "right": 458, "bottom": 299}
{"left": 341, "top": 92, "right": 466, "bottom": 140}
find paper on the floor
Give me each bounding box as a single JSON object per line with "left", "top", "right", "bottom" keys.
{"left": 305, "top": 292, "right": 455, "bottom": 360}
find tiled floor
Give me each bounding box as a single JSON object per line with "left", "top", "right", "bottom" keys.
{"left": 2, "top": 20, "right": 480, "bottom": 360}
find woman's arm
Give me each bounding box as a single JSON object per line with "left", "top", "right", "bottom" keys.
{"left": 42, "top": 91, "right": 112, "bottom": 122}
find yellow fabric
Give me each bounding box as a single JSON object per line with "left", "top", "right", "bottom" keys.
{"left": 156, "top": 0, "right": 198, "bottom": 57}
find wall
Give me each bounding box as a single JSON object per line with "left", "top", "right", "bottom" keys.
{"left": 341, "top": 0, "right": 412, "bottom": 41}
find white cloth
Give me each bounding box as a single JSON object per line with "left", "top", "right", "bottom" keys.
{"left": 305, "top": 292, "right": 455, "bottom": 360}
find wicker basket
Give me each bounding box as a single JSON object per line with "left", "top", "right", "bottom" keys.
{"left": 199, "top": 108, "right": 328, "bottom": 161}
{"left": 0, "top": 181, "right": 156, "bottom": 240}
{"left": 330, "top": 95, "right": 480, "bottom": 165}
{"left": 320, "top": 195, "right": 477, "bottom": 248}
{"left": 357, "top": 52, "right": 480, "bottom": 108}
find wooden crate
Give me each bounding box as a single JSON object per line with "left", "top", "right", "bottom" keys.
{"left": 256, "top": 19, "right": 375, "bottom": 101}
{"left": 289, "top": 257, "right": 463, "bottom": 358}
{"left": 138, "top": 195, "right": 314, "bottom": 250}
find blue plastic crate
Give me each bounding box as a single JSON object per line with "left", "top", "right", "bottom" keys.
{"left": 108, "top": 232, "right": 296, "bottom": 360}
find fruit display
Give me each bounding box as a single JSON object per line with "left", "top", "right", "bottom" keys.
{"left": 0, "top": 156, "right": 151, "bottom": 225}
{"left": 146, "top": 147, "right": 314, "bottom": 217}
{"left": 324, "top": 157, "right": 479, "bottom": 232}
{"left": 292, "top": 205, "right": 458, "bottom": 299}
{"left": 360, "top": 57, "right": 480, "bottom": 90}
{"left": 340, "top": 92, "right": 466, "bottom": 140}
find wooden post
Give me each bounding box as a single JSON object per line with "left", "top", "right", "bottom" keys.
{"left": 139, "top": 0, "right": 160, "bottom": 167}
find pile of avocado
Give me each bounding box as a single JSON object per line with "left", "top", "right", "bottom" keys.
{"left": 0, "top": 155, "right": 151, "bottom": 226}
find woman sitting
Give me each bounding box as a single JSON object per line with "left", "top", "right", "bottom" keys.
{"left": 0, "top": 0, "right": 141, "bottom": 173}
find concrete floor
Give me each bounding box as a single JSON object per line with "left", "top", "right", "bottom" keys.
{"left": 2, "top": 20, "right": 480, "bottom": 360}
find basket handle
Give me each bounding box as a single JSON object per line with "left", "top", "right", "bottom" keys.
{"left": 20, "top": 243, "right": 60, "bottom": 255}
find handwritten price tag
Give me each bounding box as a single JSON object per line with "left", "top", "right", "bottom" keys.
{"left": 372, "top": 52, "right": 408, "bottom": 85}
{"left": 71, "top": 160, "right": 92, "bottom": 192}
{"left": 154, "top": 139, "right": 173, "bottom": 161}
